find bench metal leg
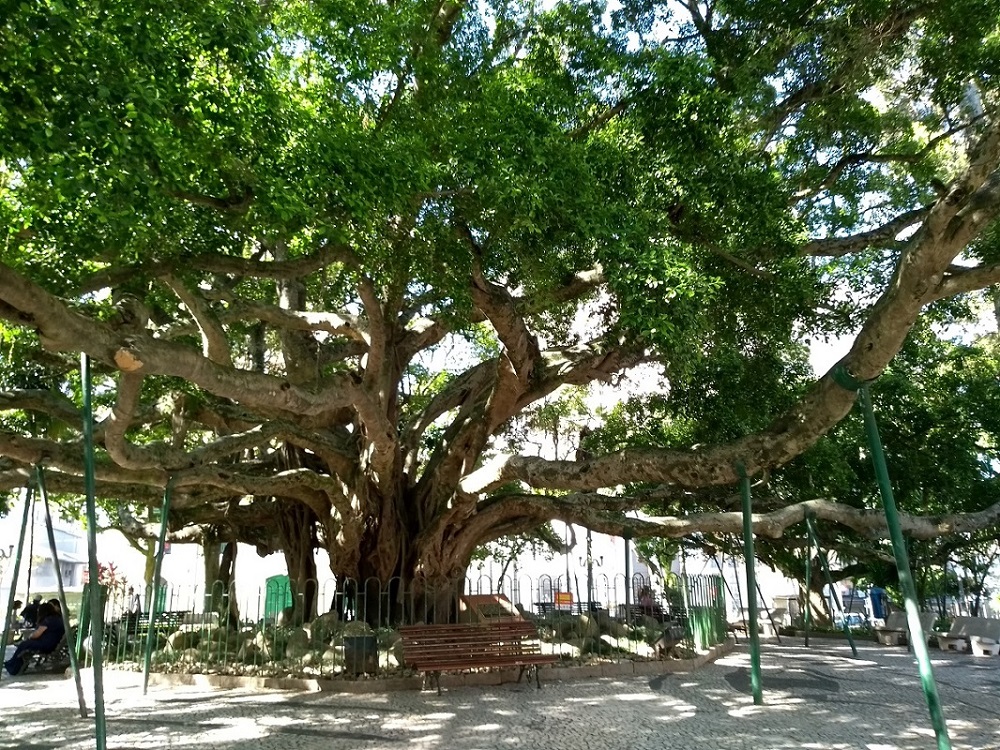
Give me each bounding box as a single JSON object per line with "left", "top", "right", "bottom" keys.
{"left": 420, "top": 671, "right": 442, "bottom": 695}
{"left": 534, "top": 665, "right": 542, "bottom": 689}
{"left": 515, "top": 665, "right": 542, "bottom": 688}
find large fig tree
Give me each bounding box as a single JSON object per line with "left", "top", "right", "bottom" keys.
{"left": 2, "top": 0, "right": 1000, "bottom": 616}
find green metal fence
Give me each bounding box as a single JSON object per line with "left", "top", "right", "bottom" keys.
{"left": 72, "top": 572, "right": 727, "bottom": 679}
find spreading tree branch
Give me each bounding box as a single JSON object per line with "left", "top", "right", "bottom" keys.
{"left": 801, "top": 206, "right": 932, "bottom": 257}
{"left": 0, "top": 263, "right": 360, "bottom": 424}
{"left": 162, "top": 275, "right": 233, "bottom": 366}
{"left": 461, "top": 121, "right": 1000, "bottom": 496}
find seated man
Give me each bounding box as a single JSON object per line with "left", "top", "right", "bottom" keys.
{"left": 4, "top": 602, "right": 65, "bottom": 676}
{"left": 20, "top": 595, "right": 42, "bottom": 628}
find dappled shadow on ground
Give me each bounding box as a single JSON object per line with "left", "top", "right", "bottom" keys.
{"left": 1, "top": 691, "right": 404, "bottom": 750}
{"left": 2, "top": 642, "right": 999, "bottom": 750}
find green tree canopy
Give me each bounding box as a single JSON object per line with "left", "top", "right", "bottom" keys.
{"left": 2, "top": 0, "right": 1000, "bottom": 612}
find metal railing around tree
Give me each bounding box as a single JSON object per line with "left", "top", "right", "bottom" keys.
{"left": 74, "top": 572, "right": 726, "bottom": 679}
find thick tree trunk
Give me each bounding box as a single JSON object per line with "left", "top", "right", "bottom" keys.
{"left": 330, "top": 547, "right": 460, "bottom": 625}
{"left": 142, "top": 542, "right": 155, "bottom": 611}
{"left": 800, "top": 565, "right": 833, "bottom": 626}
{"left": 323, "top": 512, "right": 472, "bottom": 625}
{"left": 216, "top": 541, "right": 240, "bottom": 627}
{"left": 202, "top": 537, "right": 222, "bottom": 614}
{"left": 278, "top": 500, "right": 318, "bottom": 623}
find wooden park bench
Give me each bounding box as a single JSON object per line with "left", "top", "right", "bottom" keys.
{"left": 618, "top": 603, "right": 671, "bottom": 623}
{"left": 24, "top": 628, "right": 74, "bottom": 674}
{"left": 107, "top": 609, "right": 191, "bottom": 653}
{"left": 399, "top": 620, "right": 558, "bottom": 695}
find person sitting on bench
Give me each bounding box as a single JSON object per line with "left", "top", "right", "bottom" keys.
{"left": 4, "top": 602, "right": 65, "bottom": 676}
{"left": 20, "top": 595, "right": 42, "bottom": 628}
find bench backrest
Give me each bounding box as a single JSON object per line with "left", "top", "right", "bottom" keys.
{"left": 918, "top": 611, "right": 938, "bottom": 632}
{"left": 948, "top": 616, "right": 1000, "bottom": 640}
{"left": 399, "top": 622, "right": 543, "bottom": 663}
{"left": 760, "top": 607, "right": 787, "bottom": 624}
{"left": 182, "top": 612, "right": 219, "bottom": 627}
{"left": 119, "top": 610, "right": 190, "bottom": 634}
{"left": 883, "top": 611, "right": 907, "bottom": 630}
{"left": 882, "top": 610, "right": 937, "bottom": 632}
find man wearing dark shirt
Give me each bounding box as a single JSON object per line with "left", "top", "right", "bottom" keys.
{"left": 4, "top": 602, "right": 66, "bottom": 675}
{"left": 19, "top": 595, "right": 42, "bottom": 628}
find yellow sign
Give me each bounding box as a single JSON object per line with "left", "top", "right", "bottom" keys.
{"left": 554, "top": 592, "right": 573, "bottom": 608}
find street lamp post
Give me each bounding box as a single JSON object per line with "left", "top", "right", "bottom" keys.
{"left": 564, "top": 522, "right": 571, "bottom": 599}
{"left": 1, "top": 545, "right": 15, "bottom": 629}
{"left": 579, "top": 529, "right": 604, "bottom": 612}
{"left": 0, "top": 545, "right": 13, "bottom": 580}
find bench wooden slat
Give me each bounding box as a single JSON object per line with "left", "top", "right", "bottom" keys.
{"left": 399, "top": 622, "right": 557, "bottom": 695}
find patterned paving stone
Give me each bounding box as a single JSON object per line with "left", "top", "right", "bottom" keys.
{"left": 2, "top": 640, "right": 998, "bottom": 750}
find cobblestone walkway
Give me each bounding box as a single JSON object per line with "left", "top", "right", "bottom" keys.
{"left": 2, "top": 640, "right": 998, "bottom": 750}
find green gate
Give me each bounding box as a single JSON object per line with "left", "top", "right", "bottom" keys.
{"left": 264, "top": 574, "right": 292, "bottom": 620}
{"left": 685, "top": 574, "right": 727, "bottom": 650}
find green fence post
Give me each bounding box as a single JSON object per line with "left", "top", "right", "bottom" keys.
{"left": 143, "top": 481, "right": 173, "bottom": 695}
{"left": 804, "top": 525, "right": 812, "bottom": 648}
{"left": 680, "top": 570, "right": 692, "bottom": 644}
{"left": 76, "top": 584, "right": 91, "bottom": 664}
{"left": 81, "top": 353, "right": 107, "bottom": 750}
{"left": 716, "top": 576, "right": 727, "bottom": 644}
{"left": 737, "top": 463, "right": 763, "bottom": 705}
{"left": 37, "top": 466, "right": 88, "bottom": 717}
{"left": 859, "top": 383, "right": 951, "bottom": 750}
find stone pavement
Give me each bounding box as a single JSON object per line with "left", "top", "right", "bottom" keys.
{"left": 2, "top": 639, "right": 998, "bottom": 750}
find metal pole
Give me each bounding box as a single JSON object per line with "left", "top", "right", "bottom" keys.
{"left": 585, "top": 528, "right": 593, "bottom": 612}
{"left": 25, "top": 491, "right": 35, "bottom": 603}
{"left": 143, "top": 481, "right": 173, "bottom": 695}
{"left": 81, "top": 354, "right": 108, "bottom": 750}
{"left": 564, "top": 523, "right": 571, "bottom": 601}
{"left": 623, "top": 533, "right": 632, "bottom": 630}
{"left": 755, "top": 579, "right": 783, "bottom": 645}
{"left": 0, "top": 484, "right": 33, "bottom": 685}
{"left": 710, "top": 553, "right": 740, "bottom": 643}
{"left": 37, "top": 466, "right": 88, "bottom": 717}
{"left": 737, "top": 463, "right": 763, "bottom": 705}
{"left": 679, "top": 546, "right": 692, "bottom": 627}
{"left": 953, "top": 562, "right": 968, "bottom": 616}
{"left": 860, "top": 384, "right": 951, "bottom": 750}
{"left": 805, "top": 514, "right": 857, "bottom": 657}
{"left": 726, "top": 545, "right": 747, "bottom": 635}
{"left": 804, "top": 528, "right": 812, "bottom": 648}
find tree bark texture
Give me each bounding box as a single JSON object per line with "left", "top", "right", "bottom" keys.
{"left": 1, "top": 4, "right": 1000, "bottom": 610}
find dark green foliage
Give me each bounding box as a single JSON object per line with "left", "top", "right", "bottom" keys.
{"left": 1, "top": 0, "right": 1000, "bottom": 590}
